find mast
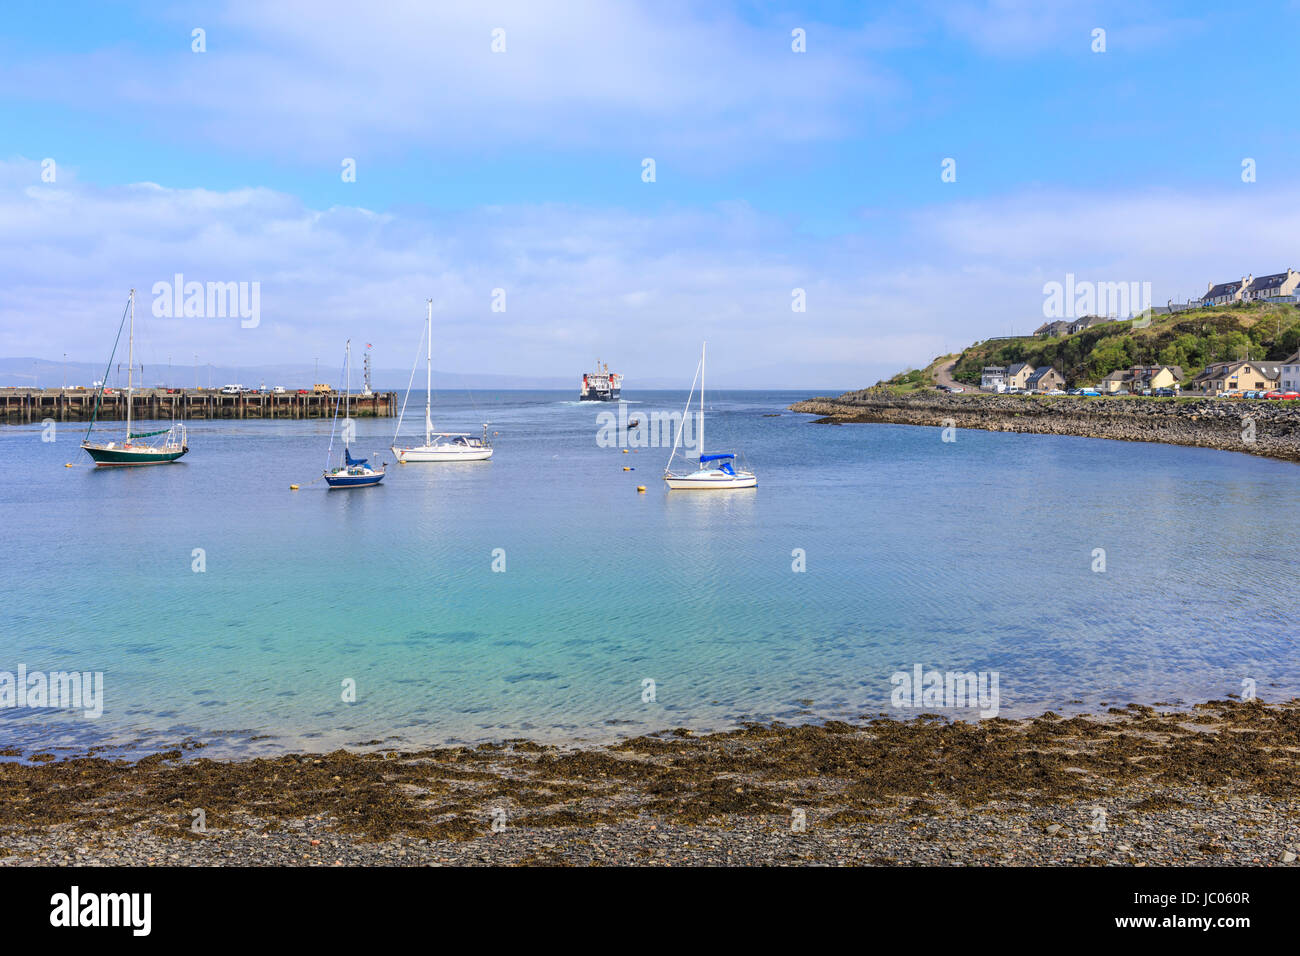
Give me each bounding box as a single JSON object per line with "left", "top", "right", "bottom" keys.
{"left": 699, "top": 341, "right": 705, "bottom": 460}
{"left": 425, "top": 298, "right": 433, "bottom": 446}
{"left": 344, "top": 339, "right": 351, "bottom": 437}
{"left": 127, "top": 288, "right": 135, "bottom": 441}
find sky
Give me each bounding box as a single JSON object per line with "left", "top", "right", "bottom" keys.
{"left": 2, "top": 0, "right": 1299, "bottom": 387}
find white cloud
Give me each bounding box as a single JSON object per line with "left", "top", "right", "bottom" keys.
{"left": 4, "top": 159, "right": 1297, "bottom": 386}
{"left": 3, "top": 0, "right": 896, "bottom": 164}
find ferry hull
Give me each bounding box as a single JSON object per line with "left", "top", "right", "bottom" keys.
{"left": 82, "top": 443, "right": 188, "bottom": 466}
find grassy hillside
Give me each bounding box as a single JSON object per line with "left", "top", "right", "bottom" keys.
{"left": 872, "top": 353, "right": 957, "bottom": 394}
{"left": 935, "top": 302, "right": 1300, "bottom": 389}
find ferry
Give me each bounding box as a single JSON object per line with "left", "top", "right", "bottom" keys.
{"left": 580, "top": 361, "right": 622, "bottom": 401}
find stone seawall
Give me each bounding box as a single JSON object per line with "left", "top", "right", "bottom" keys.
{"left": 789, "top": 391, "right": 1300, "bottom": 463}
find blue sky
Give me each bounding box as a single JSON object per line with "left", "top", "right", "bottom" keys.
{"left": 2, "top": 1, "right": 1298, "bottom": 386}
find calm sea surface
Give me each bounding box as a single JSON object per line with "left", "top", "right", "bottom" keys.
{"left": 2, "top": 389, "right": 1298, "bottom": 758}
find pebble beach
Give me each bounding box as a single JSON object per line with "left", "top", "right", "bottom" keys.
{"left": 3, "top": 699, "right": 1297, "bottom": 867}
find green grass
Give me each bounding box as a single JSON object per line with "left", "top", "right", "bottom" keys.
{"left": 908, "top": 302, "right": 1300, "bottom": 391}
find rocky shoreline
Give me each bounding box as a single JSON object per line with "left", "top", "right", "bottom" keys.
{"left": 790, "top": 391, "right": 1300, "bottom": 463}
{"left": 2, "top": 700, "right": 1298, "bottom": 866}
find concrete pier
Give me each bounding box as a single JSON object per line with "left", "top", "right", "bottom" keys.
{"left": 0, "top": 388, "right": 396, "bottom": 423}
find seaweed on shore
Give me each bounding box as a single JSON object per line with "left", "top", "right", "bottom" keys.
{"left": 0, "top": 699, "right": 1297, "bottom": 843}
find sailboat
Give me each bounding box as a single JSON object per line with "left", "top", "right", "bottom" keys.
{"left": 390, "top": 299, "right": 493, "bottom": 463}
{"left": 324, "top": 340, "right": 385, "bottom": 488}
{"left": 81, "top": 289, "right": 188, "bottom": 466}
{"left": 664, "top": 342, "right": 756, "bottom": 490}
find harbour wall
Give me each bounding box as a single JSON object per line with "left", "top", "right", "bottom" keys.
{"left": 0, "top": 388, "right": 396, "bottom": 423}
{"left": 790, "top": 391, "right": 1300, "bottom": 464}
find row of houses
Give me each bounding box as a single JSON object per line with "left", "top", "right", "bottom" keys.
{"left": 979, "top": 351, "right": 1300, "bottom": 395}
{"left": 980, "top": 363, "right": 1065, "bottom": 392}
{"left": 1032, "top": 315, "right": 1111, "bottom": 337}
{"left": 1033, "top": 268, "right": 1300, "bottom": 332}
{"left": 1201, "top": 269, "right": 1300, "bottom": 307}
{"left": 1188, "top": 357, "right": 1294, "bottom": 394}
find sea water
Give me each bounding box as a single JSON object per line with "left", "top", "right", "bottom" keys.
{"left": 1, "top": 390, "right": 1297, "bottom": 757}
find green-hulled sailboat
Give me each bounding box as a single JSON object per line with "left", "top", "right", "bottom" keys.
{"left": 82, "top": 289, "right": 189, "bottom": 466}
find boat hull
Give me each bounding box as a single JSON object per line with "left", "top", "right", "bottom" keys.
{"left": 664, "top": 469, "right": 756, "bottom": 490}
{"left": 391, "top": 444, "right": 493, "bottom": 462}
{"left": 82, "top": 443, "right": 188, "bottom": 466}
{"left": 324, "top": 469, "right": 385, "bottom": 488}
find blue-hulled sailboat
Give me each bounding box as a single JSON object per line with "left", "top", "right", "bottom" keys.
{"left": 324, "top": 340, "right": 385, "bottom": 488}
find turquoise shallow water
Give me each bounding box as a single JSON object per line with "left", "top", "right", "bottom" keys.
{"left": 2, "top": 389, "right": 1298, "bottom": 757}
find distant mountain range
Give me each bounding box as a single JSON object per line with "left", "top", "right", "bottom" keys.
{"left": 0, "top": 357, "right": 593, "bottom": 391}
{"left": 0, "top": 356, "right": 880, "bottom": 391}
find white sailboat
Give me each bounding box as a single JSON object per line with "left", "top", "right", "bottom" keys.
{"left": 390, "top": 299, "right": 493, "bottom": 463}
{"left": 664, "top": 342, "right": 756, "bottom": 490}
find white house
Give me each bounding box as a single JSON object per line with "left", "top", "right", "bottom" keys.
{"left": 981, "top": 366, "right": 1007, "bottom": 391}
{"left": 1281, "top": 350, "right": 1300, "bottom": 392}
{"left": 1201, "top": 276, "right": 1251, "bottom": 306}
{"left": 1245, "top": 269, "right": 1300, "bottom": 302}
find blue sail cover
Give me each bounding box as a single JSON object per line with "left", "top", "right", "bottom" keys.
{"left": 699, "top": 453, "right": 735, "bottom": 462}
{"left": 345, "top": 448, "right": 368, "bottom": 466}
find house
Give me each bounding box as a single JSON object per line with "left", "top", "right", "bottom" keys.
{"left": 980, "top": 366, "right": 1007, "bottom": 390}
{"left": 1189, "top": 361, "right": 1280, "bottom": 394}
{"left": 1244, "top": 269, "right": 1300, "bottom": 302}
{"left": 1005, "top": 363, "right": 1036, "bottom": 390}
{"left": 1033, "top": 320, "right": 1073, "bottom": 338}
{"left": 1129, "top": 365, "right": 1184, "bottom": 392}
{"left": 1099, "top": 368, "right": 1134, "bottom": 393}
{"left": 1281, "top": 350, "right": 1300, "bottom": 392}
{"left": 1201, "top": 276, "right": 1252, "bottom": 307}
{"left": 1026, "top": 366, "right": 1065, "bottom": 392}
{"left": 1068, "top": 314, "right": 1110, "bottom": 334}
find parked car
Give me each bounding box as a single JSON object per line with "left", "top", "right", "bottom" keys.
{"left": 1046, "top": 389, "right": 1066, "bottom": 395}
{"left": 1153, "top": 387, "right": 1176, "bottom": 397}
{"left": 1079, "top": 388, "right": 1101, "bottom": 396}
{"left": 1112, "top": 389, "right": 1130, "bottom": 396}
{"left": 272, "top": 386, "right": 286, "bottom": 394}
{"left": 220, "top": 384, "right": 241, "bottom": 395}
{"left": 296, "top": 388, "right": 309, "bottom": 394}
